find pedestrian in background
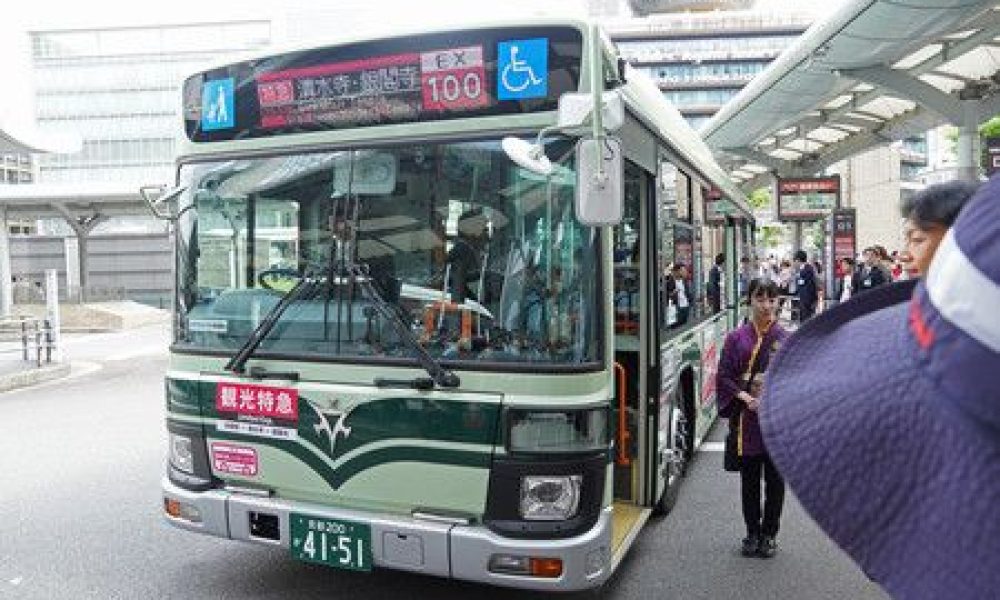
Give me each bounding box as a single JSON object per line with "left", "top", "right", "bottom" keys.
{"left": 707, "top": 253, "right": 725, "bottom": 314}
{"left": 834, "top": 257, "right": 856, "bottom": 305}
{"left": 793, "top": 250, "right": 817, "bottom": 321}
{"left": 760, "top": 175, "right": 1000, "bottom": 599}
{"left": 738, "top": 256, "right": 753, "bottom": 300}
{"left": 899, "top": 179, "right": 979, "bottom": 278}
{"left": 671, "top": 263, "right": 690, "bottom": 328}
{"left": 855, "top": 247, "right": 887, "bottom": 294}
{"left": 717, "top": 278, "right": 789, "bottom": 558}
{"left": 874, "top": 245, "right": 894, "bottom": 282}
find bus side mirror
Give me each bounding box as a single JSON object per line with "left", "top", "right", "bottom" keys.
{"left": 575, "top": 137, "right": 623, "bottom": 226}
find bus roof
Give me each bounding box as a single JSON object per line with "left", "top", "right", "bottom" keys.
{"left": 618, "top": 64, "right": 751, "bottom": 215}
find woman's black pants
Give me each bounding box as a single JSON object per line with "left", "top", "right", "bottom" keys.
{"left": 740, "top": 453, "right": 785, "bottom": 538}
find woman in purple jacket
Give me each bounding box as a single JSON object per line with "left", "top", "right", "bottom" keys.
{"left": 716, "top": 278, "right": 789, "bottom": 558}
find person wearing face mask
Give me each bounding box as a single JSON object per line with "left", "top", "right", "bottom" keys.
{"left": 899, "top": 180, "right": 980, "bottom": 278}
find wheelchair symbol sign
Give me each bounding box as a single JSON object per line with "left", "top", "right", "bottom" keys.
{"left": 497, "top": 38, "right": 548, "bottom": 100}
{"left": 201, "top": 78, "right": 235, "bottom": 131}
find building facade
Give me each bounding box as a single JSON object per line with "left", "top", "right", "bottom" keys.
{"left": 601, "top": 3, "right": 931, "bottom": 258}
{"left": 31, "top": 21, "right": 271, "bottom": 186}
{"left": 604, "top": 9, "right": 810, "bottom": 130}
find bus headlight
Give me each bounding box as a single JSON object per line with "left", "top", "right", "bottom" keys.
{"left": 520, "top": 475, "right": 582, "bottom": 521}
{"left": 169, "top": 433, "right": 194, "bottom": 474}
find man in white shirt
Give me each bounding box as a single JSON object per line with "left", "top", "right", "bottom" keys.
{"left": 672, "top": 263, "right": 690, "bottom": 327}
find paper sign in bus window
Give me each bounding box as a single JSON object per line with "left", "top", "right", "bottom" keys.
{"left": 497, "top": 38, "right": 548, "bottom": 101}
{"left": 201, "top": 78, "right": 235, "bottom": 131}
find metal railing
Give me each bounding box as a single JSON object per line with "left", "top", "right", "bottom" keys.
{"left": 0, "top": 316, "right": 56, "bottom": 367}
{"left": 13, "top": 284, "right": 127, "bottom": 304}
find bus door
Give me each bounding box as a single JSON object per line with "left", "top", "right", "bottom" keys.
{"left": 611, "top": 162, "right": 654, "bottom": 508}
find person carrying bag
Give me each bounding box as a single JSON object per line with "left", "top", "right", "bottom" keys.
{"left": 716, "top": 278, "right": 789, "bottom": 558}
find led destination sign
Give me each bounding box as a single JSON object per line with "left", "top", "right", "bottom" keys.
{"left": 184, "top": 27, "right": 583, "bottom": 142}
{"left": 256, "top": 46, "right": 488, "bottom": 129}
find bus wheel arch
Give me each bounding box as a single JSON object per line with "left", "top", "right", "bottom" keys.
{"left": 654, "top": 367, "right": 696, "bottom": 516}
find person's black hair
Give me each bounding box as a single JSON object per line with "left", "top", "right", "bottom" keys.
{"left": 841, "top": 257, "right": 856, "bottom": 267}
{"left": 900, "top": 180, "right": 979, "bottom": 230}
{"left": 747, "top": 277, "right": 779, "bottom": 299}
{"left": 793, "top": 249, "right": 807, "bottom": 262}
{"left": 714, "top": 253, "right": 725, "bottom": 265}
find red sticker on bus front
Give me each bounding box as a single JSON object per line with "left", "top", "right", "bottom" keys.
{"left": 211, "top": 442, "right": 259, "bottom": 477}
{"left": 215, "top": 382, "right": 298, "bottom": 422}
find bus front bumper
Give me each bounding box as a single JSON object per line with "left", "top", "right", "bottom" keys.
{"left": 162, "top": 477, "right": 612, "bottom": 591}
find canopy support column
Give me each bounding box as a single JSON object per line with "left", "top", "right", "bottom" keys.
{"left": 0, "top": 206, "right": 11, "bottom": 317}
{"left": 957, "top": 104, "right": 982, "bottom": 183}
{"left": 52, "top": 203, "right": 107, "bottom": 302}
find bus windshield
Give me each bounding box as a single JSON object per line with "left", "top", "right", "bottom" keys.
{"left": 174, "top": 138, "right": 602, "bottom": 369}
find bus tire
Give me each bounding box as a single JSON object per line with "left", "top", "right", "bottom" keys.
{"left": 654, "top": 394, "right": 689, "bottom": 516}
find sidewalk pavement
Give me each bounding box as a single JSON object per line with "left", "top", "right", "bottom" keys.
{"left": 0, "top": 322, "right": 170, "bottom": 394}
{"left": 0, "top": 360, "right": 71, "bottom": 393}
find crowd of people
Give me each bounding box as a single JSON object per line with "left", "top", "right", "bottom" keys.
{"left": 714, "top": 177, "right": 998, "bottom": 599}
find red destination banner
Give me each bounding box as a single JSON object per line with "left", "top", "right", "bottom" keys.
{"left": 778, "top": 178, "right": 839, "bottom": 194}
{"left": 215, "top": 382, "right": 299, "bottom": 422}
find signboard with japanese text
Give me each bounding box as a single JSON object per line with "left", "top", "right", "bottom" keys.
{"left": 986, "top": 137, "right": 1000, "bottom": 178}
{"left": 776, "top": 176, "right": 840, "bottom": 221}
{"left": 830, "top": 208, "right": 857, "bottom": 278}
{"left": 211, "top": 442, "right": 259, "bottom": 477}
{"left": 184, "top": 27, "right": 583, "bottom": 142}
{"left": 215, "top": 382, "right": 299, "bottom": 441}
{"left": 257, "top": 46, "right": 490, "bottom": 129}
{"left": 704, "top": 187, "right": 728, "bottom": 225}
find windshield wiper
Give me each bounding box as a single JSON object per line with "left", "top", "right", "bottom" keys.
{"left": 224, "top": 275, "right": 319, "bottom": 374}
{"left": 348, "top": 263, "right": 460, "bottom": 389}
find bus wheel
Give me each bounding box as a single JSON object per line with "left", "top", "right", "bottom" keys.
{"left": 654, "top": 396, "right": 689, "bottom": 516}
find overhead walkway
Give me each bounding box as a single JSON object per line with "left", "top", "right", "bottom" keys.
{"left": 701, "top": 0, "right": 1000, "bottom": 189}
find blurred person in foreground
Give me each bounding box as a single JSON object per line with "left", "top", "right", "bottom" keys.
{"left": 760, "top": 175, "right": 1000, "bottom": 599}
{"left": 717, "top": 278, "right": 789, "bottom": 558}
{"left": 899, "top": 179, "right": 979, "bottom": 278}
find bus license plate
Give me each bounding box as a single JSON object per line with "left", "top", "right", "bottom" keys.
{"left": 290, "top": 513, "right": 372, "bottom": 572}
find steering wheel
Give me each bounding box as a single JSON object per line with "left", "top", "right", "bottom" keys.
{"left": 257, "top": 268, "right": 300, "bottom": 292}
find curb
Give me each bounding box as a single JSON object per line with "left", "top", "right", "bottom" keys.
{"left": 0, "top": 362, "right": 72, "bottom": 394}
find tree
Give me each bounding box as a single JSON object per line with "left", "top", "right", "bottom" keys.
{"left": 749, "top": 187, "right": 771, "bottom": 211}
{"left": 980, "top": 115, "right": 1000, "bottom": 139}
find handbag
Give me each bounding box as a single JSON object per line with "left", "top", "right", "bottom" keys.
{"left": 724, "top": 424, "right": 742, "bottom": 472}
{"left": 722, "top": 325, "right": 770, "bottom": 473}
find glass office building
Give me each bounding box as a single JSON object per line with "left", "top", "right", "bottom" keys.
{"left": 606, "top": 10, "right": 810, "bottom": 130}
{"left": 31, "top": 21, "right": 271, "bottom": 185}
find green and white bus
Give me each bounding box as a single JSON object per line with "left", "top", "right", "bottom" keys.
{"left": 154, "top": 18, "right": 752, "bottom": 592}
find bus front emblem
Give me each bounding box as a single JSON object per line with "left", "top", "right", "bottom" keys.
{"left": 306, "top": 398, "right": 357, "bottom": 455}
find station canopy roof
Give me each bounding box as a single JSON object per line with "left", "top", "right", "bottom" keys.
{"left": 701, "top": 0, "right": 1000, "bottom": 190}
{"left": 0, "top": 183, "right": 150, "bottom": 219}
{"left": 0, "top": 119, "right": 80, "bottom": 155}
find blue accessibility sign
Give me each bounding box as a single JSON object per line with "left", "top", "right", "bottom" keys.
{"left": 201, "top": 78, "right": 235, "bottom": 131}
{"left": 497, "top": 38, "right": 548, "bottom": 101}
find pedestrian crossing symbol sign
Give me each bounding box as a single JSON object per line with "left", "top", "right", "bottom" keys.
{"left": 201, "top": 78, "right": 235, "bottom": 131}
{"left": 497, "top": 38, "right": 548, "bottom": 101}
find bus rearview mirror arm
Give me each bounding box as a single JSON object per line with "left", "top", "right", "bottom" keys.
{"left": 140, "top": 184, "right": 187, "bottom": 221}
